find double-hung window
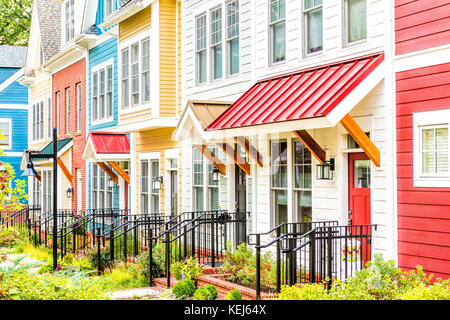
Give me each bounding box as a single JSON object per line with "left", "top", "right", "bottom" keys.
{"left": 293, "top": 140, "right": 312, "bottom": 223}
{"left": 0, "top": 120, "right": 11, "bottom": 148}
{"left": 92, "top": 64, "right": 113, "bottom": 122}
{"left": 130, "top": 43, "right": 140, "bottom": 106}
{"left": 150, "top": 160, "right": 160, "bottom": 213}
{"left": 271, "top": 140, "right": 288, "bottom": 226}
{"left": 92, "top": 163, "right": 113, "bottom": 209}
{"left": 56, "top": 92, "right": 61, "bottom": 135}
{"left": 32, "top": 102, "right": 44, "bottom": 141}
{"left": 140, "top": 160, "right": 149, "bottom": 215}
{"left": 42, "top": 170, "right": 53, "bottom": 214}
{"left": 65, "top": 0, "right": 75, "bottom": 42}
{"left": 193, "top": 148, "right": 204, "bottom": 211}
{"left": 303, "top": 0, "right": 323, "bottom": 55}
{"left": 196, "top": 14, "right": 207, "bottom": 85}
{"left": 226, "top": 0, "right": 239, "bottom": 76}
{"left": 32, "top": 178, "right": 41, "bottom": 207}
{"left": 211, "top": 7, "right": 223, "bottom": 81}
{"left": 76, "top": 83, "right": 82, "bottom": 132}
{"left": 121, "top": 48, "right": 130, "bottom": 109}
{"left": 47, "top": 98, "right": 52, "bottom": 138}
{"left": 65, "top": 88, "right": 70, "bottom": 134}
{"left": 270, "top": 0, "right": 286, "bottom": 64}
{"left": 141, "top": 38, "right": 151, "bottom": 103}
{"left": 344, "top": 0, "right": 367, "bottom": 45}
{"left": 140, "top": 158, "right": 160, "bottom": 214}
{"left": 105, "top": 0, "right": 114, "bottom": 16}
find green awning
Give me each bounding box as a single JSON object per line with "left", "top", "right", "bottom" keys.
{"left": 36, "top": 138, "right": 73, "bottom": 160}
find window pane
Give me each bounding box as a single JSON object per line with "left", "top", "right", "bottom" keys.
{"left": 306, "top": 8, "right": 323, "bottom": 53}
{"left": 229, "top": 38, "right": 239, "bottom": 75}
{"left": 274, "top": 190, "right": 288, "bottom": 225}
{"left": 198, "top": 50, "right": 207, "bottom": 83}
{"left": 194, "top": 187, "right": 204, "bottom": 211}
{"left": 272, "top": 21, "right": 286, "bottom": 63}
{"left": 347, "top": 0, "right": 367, "bottom": 43}
{"left": 227, "top": 1, "right": 239, "bottom": 39}
{"left": 436, "top": 128, "right": 449, "bottom": 173}
{"left": 212, "top": 45, "right": 222, "bottom": 80}
{"left": 270, "top": 0, "right": 285, "bottom": 22}
{"left": 296, "top": 190, "right": 312, "bottom": 223}
{"left": 354, "top": 160, "right": 371, "bottom": 188}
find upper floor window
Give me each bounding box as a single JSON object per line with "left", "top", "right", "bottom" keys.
{"left": 47, "top": 98, "right": 52, "bottom": 138}
{"left": 65, "top": 0, "right": 75, "bottom": 42}
{"left": 211, "top": 7, "right": 223, "bottom": 81}
{"left": 344, "top": 0, "right": 367, "bottom": 45}
{"left": 121, "top": 37, "right": 150, "bottom": 109}
{"left": 303, "top": 0, "right": 323, "bottom": 55}
{"left": 65, "top": 88, "right": 70, "bottom": 134}
{"left": 270, "top": 0, "right": 286, "bottom": 64}
{"left": 76, "top": 83, "right": 82, "bottom": 132}
{"left": 32, "top": 102, "right": 44, "bottom": 141}
{"left": 0, "top": 120, "right": 11, "bottom": 149}
{"left": 105, "top": 0, "right": 114, "bottom": 16}
{"left": 196, "top": 14, "right": 207, "bottom": 85}
{"left": 56, "top": 92, "right": 61, "bottom": 135}
{"left": 92, "top": 64, "right": 113, "bottom": 122}
{"left": 226, "top": 0, "right": 240, "bottom": 76}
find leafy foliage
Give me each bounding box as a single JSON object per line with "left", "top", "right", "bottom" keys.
{"left": 136, "top": 250, "right": 163, "bottom": 281}
{"left": 86, "top": 247, "right": 114, "bottom": 273}
{"left": 0, "top": 0, "right": 32, "bottom": 46}
{"left": 172, "top": 279, "right": 196, "bottom": 300}
{"left": 224, "top": 288, "right": 243, "bottom": 300}
{"left": 170, "top": 256, "right": 204, "bottom": 281}
{"left": 193, "top": 284, "right": 218, "bottom": 300}
{"left": 0, "top": 163, "right": 28, "bottom": 219}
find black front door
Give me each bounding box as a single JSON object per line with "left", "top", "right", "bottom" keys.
{"left": 235, "top": 164, "right": 247, "bottom": 244}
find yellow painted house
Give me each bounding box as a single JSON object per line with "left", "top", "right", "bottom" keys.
{"left": 101, "top": 0, "right": 182, "bottom": 216}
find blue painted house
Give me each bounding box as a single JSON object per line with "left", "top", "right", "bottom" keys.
{"left": 83, "top": 0, "right": 125, "bottom": 210}
{"left": 0, "top": 45, "right": 29, "bottom": 196}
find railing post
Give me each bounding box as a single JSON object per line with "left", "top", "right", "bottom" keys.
{"left": 73, "top": 222, "right": 76, "bottom": 254}
{"left": 134, "top": 216, "right": 138, "bottom": 257}
{"left": 211, "top": 213, "right": 215, "bottom": 268}
{"left": 110, "top": 222, "right": 115, "bottom": 262}
{"left": 327, "top": 227, "right": 332, "bottom": 290}
{"left": 289, "top": 237, "right": 295, "bottom": 286}
{"left": 191, "top": 212, "right": 195, "bottom": 258}
{"left": 276, "top": 228, "right": 281, "bottom": 292}
{"left": 97, "top": 227, "right": 101, "bottom": 276}
{"left": 166, "top": 231, "right": 171, "bottom": 288}
{"left": 310, "top": 229, "right": 316, "bottom": 284}
{"left": 256, "top": 234, "right": 261, "bottom": 300}
{"left": 123, "top": 222, "right": 128, "bottom": 263}
{"left": 149, "top": 227, "right": 154, "bottom": 287}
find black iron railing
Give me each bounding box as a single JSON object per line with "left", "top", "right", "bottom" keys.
{"left": 251, "top": 222, "right": 376, "bottom": 299}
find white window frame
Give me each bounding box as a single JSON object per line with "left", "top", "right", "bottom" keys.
{"left": 302, "top": 0, "right": 323, "bottom": 57}
{"left": 139, "top": 152, "right": 161, "bottom": 214}
{"left": 118, "top": 31, "right": 152, "bottom": 114}
{"left": 226, "top": 0, "right": 240, "bottom": 77}
{"left": 47, "top": 97, "right": 52, "bottom": 138}
{"left": 0, "top": 118, "right": 12, "bottom": 150}
{"left": 65, "top": 87, "right": 70, "bottom": 134}
{"left": 343, "top": 0, "right": 368, "bottom": 47}
{"left": 31, "top": 101, "right": 44, "bottom": 142}
{"left": 210, "top": 6, "right": 223, "bottom": 82}
{"left": 76, "top": 83, "right": 82, "bottom": 132}
{"left": 196, "top": 13, "right": 208, "bottom": 85}
{"left": 65, "top": 0, "right": 75, "bottom": 43}
{"left": 91, "top": 163, "right": 114, "bottom": 209}
{"left": 105, "top": 0, "right": 114, "bottom": 17}
{"left": 413, "top": 109, "right": 450, "bottom": 187}
{"left": 92, "top": 59, "right": 114, "bottom": 125}
{"left": 269, "top": 0, "right": 287, "bottom": 66}
{"left": 56, "top": 92, "right": 61, "bottom": 136}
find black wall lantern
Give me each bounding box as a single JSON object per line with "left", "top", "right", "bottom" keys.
{"left": 317, "top": 158, "right": 335, "bottom": 180}
{"left": 212, "top": 167, "right": 221, "bottom": 183}
{"left": 152, "top": 176, "right": 164, "bottom": 191}
{"left": 66, "top": 187, "right": 73, "bottom": 198}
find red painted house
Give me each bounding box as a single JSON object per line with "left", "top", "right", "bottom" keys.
{"left": 395, "top": 0, "right": 450, "bottom": 279}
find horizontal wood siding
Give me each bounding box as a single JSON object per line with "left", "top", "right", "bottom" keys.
{"left": 0, "top": 68, "right": 28, "bottom": 104}
{"left": 159, "top": 0, "right": 177, "bottom": 118}
{"left": 119, "top": 5, "right": 152, "bottom": 42}
{"left": 395, "top": 0, "right": 450, "bottom": 55}
{"left": 396, "top": 62, "right": 450, "bottom": 279}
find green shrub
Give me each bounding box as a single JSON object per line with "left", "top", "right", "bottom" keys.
{"left": 277, "top": 283, "right": 328, "bottom": 300}
{"left": 170, "top": 261, "right": 183, "bottom": 280}
{"left": 193, "top": 285, "right": 218, "bottom": 300}
{"left": 225, "top": 289, "right": 242, "bottom": 300}
{"left": 172, "top": 279, "right": 196, "bottom": 300}
{"left": 173, "top": 256, "right": 204, "bottom": 281}
{"left": 97, "top": 264, "right": 146, "bottom": 290}
{"left": 136, "top": 251, "right": 164, "bottom": 281}
{"left": 0, "top": 227, "right": 26, "bottom": 248}
{"left": 86, "top": 248, "right": 113, "bottom": 273}
{"left": 397, "top": 281, "right": 450, "bottom": 300}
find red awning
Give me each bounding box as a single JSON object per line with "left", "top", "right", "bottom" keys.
{"left": 83, "top": 132, "right": 130, "bottom": 161}
{"left": 206, "top": 53, "right": 384, "bottom": 131}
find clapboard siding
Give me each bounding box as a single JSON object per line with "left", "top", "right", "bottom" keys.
{"left": 396, "top": 62, "right": 450, "bottom": 278}
{"left": 395, "top": 0, "right": 450, "bottom": 55}
{"left": 0, "top": 68, "right": 28, "bottom": 104}
{"left": 88, "top": 37, "right": 119, "bottom": 130}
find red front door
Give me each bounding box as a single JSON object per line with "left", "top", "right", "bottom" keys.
{"left": 348, "top": 153, "right": 371, "bottom": 226}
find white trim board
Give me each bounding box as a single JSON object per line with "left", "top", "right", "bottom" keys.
{"left": 0, "top": 68, "right": 24, "bottom": 94}
{"left": 394, "top": 44, "right": 450, "bottom": 73}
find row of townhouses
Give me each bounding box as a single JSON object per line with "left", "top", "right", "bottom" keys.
{"left": 0, "top": 0, "right": 448, "bottom": 279}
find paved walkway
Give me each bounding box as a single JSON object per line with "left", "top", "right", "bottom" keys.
{"left": 110, "top": 287, "right": 164, "bottom": 300}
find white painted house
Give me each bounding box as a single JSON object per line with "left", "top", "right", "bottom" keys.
{"left": 176, "top": 0, "right": 398, "bottom": 260}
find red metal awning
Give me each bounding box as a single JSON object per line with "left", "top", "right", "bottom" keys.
{"left": 206, "top": 53, "right": 384, "bottom": 131}
{"left": 83, "top": 132, "right": 130, "bottom": 161}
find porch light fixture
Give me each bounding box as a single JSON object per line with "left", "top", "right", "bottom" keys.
{"left": 152, "top": 176, "right": 163, "bottom": 191}
{"left": 316, "top": 158, "right": 335, "bottom": 180}
{"left": 108, "top": 180, "right": 115, "bottom": 188}
{"left": 66, "top": 187, "right": 73, "bottom": 198}
{"left": 212, "top": 167, "right": 221, "bottom": 183}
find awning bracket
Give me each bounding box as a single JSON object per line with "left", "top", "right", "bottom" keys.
{"left": 234, "top": 136, "right": 263, "bottom": 168}
{"left": 293, "top": 130, "right": 327, "bottom": 164}
{"left": 217, "top": 143, "right": 251, "bottom": 176}
{"left": 193, "top": 145, "right": 227, "bottom": 176}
